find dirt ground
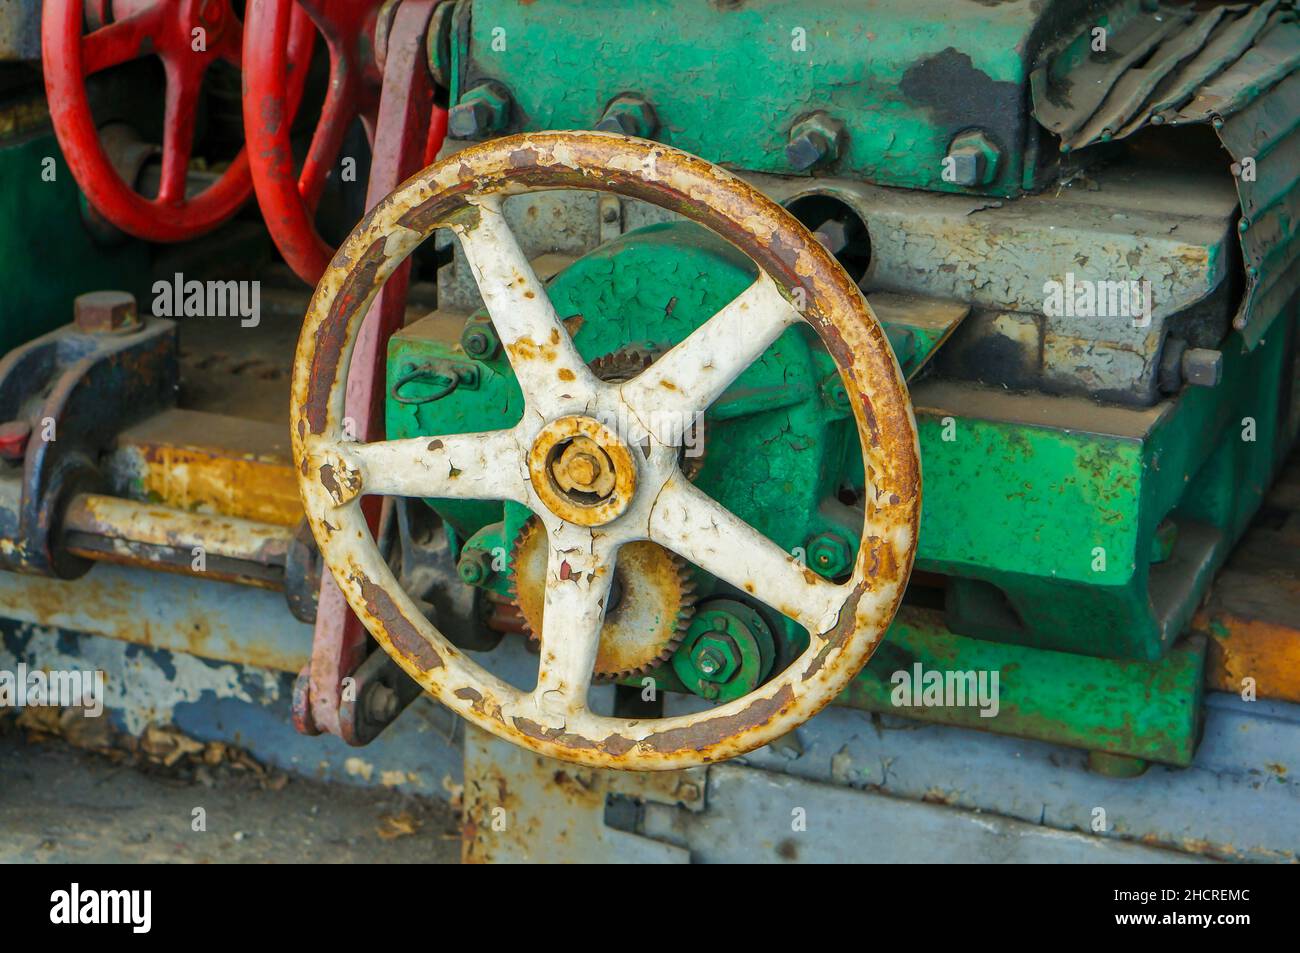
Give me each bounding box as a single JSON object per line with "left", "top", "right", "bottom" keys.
{"left": 0, "top": 733, "right": 461, "bottom": 864}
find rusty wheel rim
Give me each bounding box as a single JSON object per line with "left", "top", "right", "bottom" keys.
{"left": 291, "top": 132, "right": 920, "bottom": 770}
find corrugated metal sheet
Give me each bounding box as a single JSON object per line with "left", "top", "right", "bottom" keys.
{"left": 1032, "top": 1, "right": 1300, "bottom": 347}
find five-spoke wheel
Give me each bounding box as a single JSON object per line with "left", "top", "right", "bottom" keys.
{"left": 292, "top": 132, "right": 921, "bottom": 769}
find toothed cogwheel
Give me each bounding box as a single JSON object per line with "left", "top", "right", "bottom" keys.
{"left": 508, "top": 516, "right": 696, "bottom": 681}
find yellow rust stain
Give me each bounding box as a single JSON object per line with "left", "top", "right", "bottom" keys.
{"left": 1203, "top": 613, "right": 1300, "bottom": 704}
{"left": 133, "top": 445, "right": 302, "bottom": 527}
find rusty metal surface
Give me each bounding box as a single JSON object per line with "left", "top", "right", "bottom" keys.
{"left": 461, "top": 724, "right": 704, "bottom": 863}
{"left": 1199, "top": 454, "right": 1300, "bottom": 702}
{"left": 509, "top": 517, "right": 695, "bottom": 680}
{"left": 0, "top": 563, "right": 312, "bottom": 674}
{"left": 1217, "top": 69, "right": 1300, "bottom": 346}
{"left": 106, "top": 409, "right": 302, "bottom": 527}
{"left": 61, "top": 492, "right": 292, "bottom": 589}
{"left": 292, "top": 131, "right": 920, "bottom": 769}
{"left": 0, "top": 312, "right": 179, "bottom": 579}
{"left": 305, "top": 0, "right": 443, "bottom": 743}
{"left": 433, "top": 138, "right": 1240, "bottom": 405}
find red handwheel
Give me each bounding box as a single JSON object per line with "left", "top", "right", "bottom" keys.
{"left": 243, "top": 0, "right": 386, "bottom": 284}
{"left": 43, "top": 0, "right": 253, "bottom": 242}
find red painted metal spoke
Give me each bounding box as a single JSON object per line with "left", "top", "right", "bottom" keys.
{"left": 244, "top": 0, "right": 428, "bottom": 285}
{"left": 219, "top": 29, "right": 244, "bottom": 68}
{"left": 298, "top": 59, "right": 359, "bottom": 211}
{"left": 80, "top": 5, "right": 163, "bottom": 75}
{"left": 158, "top": 56, "right": 205, "bottom": 203}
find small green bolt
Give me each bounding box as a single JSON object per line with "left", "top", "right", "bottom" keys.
{"left": 696, "top": 647, "right": 725, "bottom": 676}
{"left": 806, "top": 531, "right": 854, "bottom": 579}
{"left": 457, "top": 549, "right": 491, "bottom": 586}
{"left": 460, "top": 321, "right": 499, "bottom": 360}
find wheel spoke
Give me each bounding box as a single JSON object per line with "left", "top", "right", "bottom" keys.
{"left": 81, "top": 6, "right": 160, "bottom": 75}
{"left": 298, "top": 48, "right": 356, "bottom": 210}
{"left": 218, "top": 25, "right": 244, "bottom": 69}
{"left": 648, "top": 475, "right": 844, "bottom": 634}
{"left": 454, "top": 196, "right": 597, "bottom": 414}
{"left": 621, "top": 272, "right": 802, "bottom": 430}
{"left": 532, "top": 523, "right": 618, "bottom": 713}
{"left": 157, "top": 56, "right": 204, "bottom": 203}
{"left": 310, "top": 430, "right": 527, "bottom": 506}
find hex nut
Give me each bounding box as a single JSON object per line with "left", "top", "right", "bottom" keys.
{"left": 461, "top": 321, "right": 499, "bottom": 359}
{"left": 595, "top": 96, "right": 659, "bottom": 139}
{"left": 1181, "top": 348, "right": 1223, "bottom": 388}
{"left": 786, "top": 112, "right": 845, "bottom": 172}
{"left": 944, "top": 130, "right": 1001, "bottom": 187}
{"left": 448, "top": 83, "right": 511, "bottom": 140}
{"left": 807, "top": 531, "right": 854, "bottom": 579}
{"left": 365, "top": 683, "right": 400, "bottom": 723}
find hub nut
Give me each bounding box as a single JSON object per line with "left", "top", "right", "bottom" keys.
{"left": 595, "top": 95, "right": 658, "bottom": 139}
{"left": 553, "top": 437, "right": 616, "bottom": 498}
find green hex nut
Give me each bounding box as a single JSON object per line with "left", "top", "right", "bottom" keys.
{"left": 460, "top": 321, "right": 499, "bottom": 359}
{"left": 595, "top": 95, "right": 659, "bottom": 139}
{"left": 807, "top": 531, "right": 854, "bottom": 579}
{"left": 457, "top": 549, "right": 492, "bottom": 586}
{"left": 692, "top": 634, "right": 739, "bottom": 683}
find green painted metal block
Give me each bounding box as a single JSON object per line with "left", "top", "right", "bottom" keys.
{"left": 838, "top": 608, "right": 1206, "bottom": 767}
{"left": 456, "top": 0, "right": 1047, "bottom": 197}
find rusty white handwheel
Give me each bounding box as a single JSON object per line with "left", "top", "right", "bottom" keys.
{"left": 291, "top": 132, "right": 920, "bottom": 770}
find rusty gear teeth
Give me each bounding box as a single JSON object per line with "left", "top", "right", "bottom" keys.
{"left": 507, "top": 516, "right": 696, "bottom": 681}
{"left": 502, "top": 343, "right": 702, "bottom": 679}
{"left": 588, "top": 343, "right": 707, "bottom": 479}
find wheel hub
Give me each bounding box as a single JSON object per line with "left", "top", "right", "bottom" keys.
{"left": 528, "top": 415, "right": 637, "bottom": 526}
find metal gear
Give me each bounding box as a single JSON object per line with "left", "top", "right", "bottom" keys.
{"left": 507, "top": 516, "right": 696, "bottom": 681}
{"left": 589, "top": 343, "right": 707, "bottom": 480}
{"left": 506, "top": 343, "right": 705, "bottom": 679}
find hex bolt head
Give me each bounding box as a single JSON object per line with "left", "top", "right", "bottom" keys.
{"left": 1181, "top": 348, "right": 1223, "bottom": 388}
{"left": 448, "top": 99, "right": 491, "bottom": 139}
{"left": 944, "top": 130, "right": 1001, "bottom": 188}
{"left": 595, "top": 96, "right": 659, "bottom": 139}
{"left": 807, "top": 531, "right": 854, "bottom": 579}
{"left": 695, "top": 647, "right": 724, "bottom": 676}
{"left": 364, "top": 684, "right": 400, "bottom": 723}
{"left": 946, "top": 151, "right": 983, "bottom": 186}
{"left": 785, "top": 112, "right": 844, "bottom": 172}
{"left": 74, "top": 290, "right": 140, "bottom": 334}
{"left": 448, "top": 83, "right": 511, "bottom": 140}
{"left": 813, "top": 219, "right": 852, "bottom": 255}
{"left": 691, "top": 634, "right": 738, "bottom": 683}
{"left": 786, "top": 130, "right": 830, "bottom": 172}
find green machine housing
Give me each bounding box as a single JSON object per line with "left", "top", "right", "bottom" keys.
{"left": 389, "top": 0, "right": 1300, "bottom": 771}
